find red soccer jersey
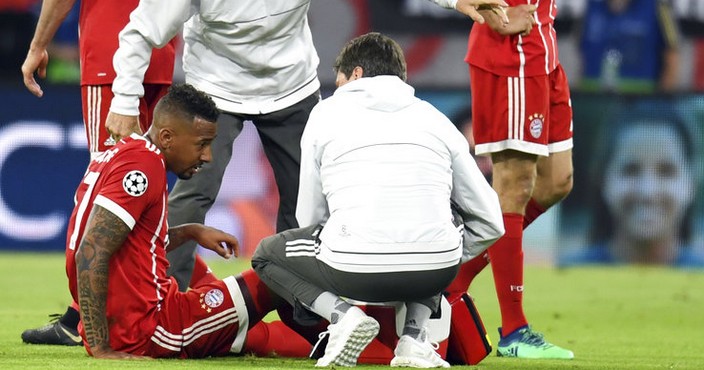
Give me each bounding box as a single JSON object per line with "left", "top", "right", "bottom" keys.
{"left": 78, "top": 0, "right": 175, "bottom": 86}
{"left": 65, "top": 134, "right": 172, "bottom": 352}
{"left": 466, "top": 0, "right": 559, "bottom": 77}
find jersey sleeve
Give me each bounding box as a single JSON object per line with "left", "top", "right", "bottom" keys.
{"left": 111, "top": 0, "right": 194, "bottom": 115}
{"left": 93, "top": 150, "right": 165, "bottom": 229}
{"left": 296, "top": 104, "right": 329, "bottom": 227}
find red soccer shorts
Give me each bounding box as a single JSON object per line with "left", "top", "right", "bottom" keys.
{"left": 470, "top": 64, "right": 573, "bottom": 156}
{"left": 81, "top": 84, "right": 169, "bottom": 155}
{"left": 143, "top": 276, "right": 251, "bottom": 358}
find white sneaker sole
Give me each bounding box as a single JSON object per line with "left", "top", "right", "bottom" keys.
{"left": 315, "top": 317, "right": 380, "bottom": 367}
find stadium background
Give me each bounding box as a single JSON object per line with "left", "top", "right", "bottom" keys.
{"left": 1, "top": 0, "right": 703, "bottom": 267}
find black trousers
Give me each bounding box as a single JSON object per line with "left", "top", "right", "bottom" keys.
{"left": 252, "top": 225, "right": 460, "bottom": 324}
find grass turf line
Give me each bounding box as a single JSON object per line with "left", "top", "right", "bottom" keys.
{"left": 1, "top": 252, "right": 703, "bottom": 369}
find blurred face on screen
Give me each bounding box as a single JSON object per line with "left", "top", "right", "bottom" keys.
{"left": 603, "top": 123, "right": 694, "bottom": 243}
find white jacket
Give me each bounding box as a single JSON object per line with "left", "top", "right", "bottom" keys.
{"left": 297, "top": 76, "right": 504, "bottom": 273}
{"left": 111, "top": 0, "right": 320, "bottom": 115}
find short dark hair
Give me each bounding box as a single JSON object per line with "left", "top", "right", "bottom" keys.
{"left": 333, "top": 32, "right": 407, "bottom": 81}
{"left": 155, "top": 83, "right": 219, "bottom": 124}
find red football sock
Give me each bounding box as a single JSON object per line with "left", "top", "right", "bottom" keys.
{"left": 444, "top": 253, "right": 489, "bottom": 301}
{"left": 523, "top": 198, "right": 546, "bottom": 229}
{"left": 189, "top": 255, "right": 218, "bottom": 288}
{"left": 488, "top": 213, "right": 527, "bottom": 336}
{"left": 238, "top": 269, "right": 279, "bottom": 325}
{"left": 243, "top": 320, "right": 313, "bottom": 357}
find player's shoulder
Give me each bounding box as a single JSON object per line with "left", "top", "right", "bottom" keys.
{"left": 118, "top": 135, "right": 162, "bottom": 158}
{"left": 95, "top": 134, "right": 163, "bottom": 171}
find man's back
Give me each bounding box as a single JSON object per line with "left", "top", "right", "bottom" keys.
{"left": 298, "top": 76, "right": 485, "bottom": 273}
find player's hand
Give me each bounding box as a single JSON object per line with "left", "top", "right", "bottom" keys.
{"left": 509, "top": 4, "right": 537, "bottom": 36}
{"left": 105, "top": 112, "right": 141, "bottom": 143}
{"left": 91, "top": 347, "right": 150, "bottom": 360}
{"left": 21, "top": 48, "right": 49, "bottom": 98}
{"left": 191, "top": 225, "right": 240, "bottom": 259}
{"left": 481, "top": 4, "right": 536, "bottom": 36}
{"left": 455, "top": 0, "right": 509, "bottom": 25}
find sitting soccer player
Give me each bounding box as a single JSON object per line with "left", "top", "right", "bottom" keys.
{"left": 64, "top": 83, "right": 312, "bottom": 358}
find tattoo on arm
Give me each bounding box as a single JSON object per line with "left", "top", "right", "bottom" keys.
{"left": 165, "top": 224, "right": 197, "bottom": 252}
{"left": 75, "top": 205, "right": 130, "bottom": 353}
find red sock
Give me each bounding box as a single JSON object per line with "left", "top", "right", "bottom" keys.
{"left": 523, "top": 198, "right": 546, "bottom": 229}
{"left": 488, "top": 213, "right": 527, "bottom": 336}
{"left": 189, "top": 255, "right": 218, "bottom": 288}
{"left": 243, "top": 321, "right": 312, "bottom": 357}
{"left": 238, "top": 269, "right": 278, "bottom": 325}
{"left": 444, "top": 253, "right": 489, "bottom": 301}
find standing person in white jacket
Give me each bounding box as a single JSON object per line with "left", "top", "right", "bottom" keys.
{"left": 252, "top": 32, "right": 504, "bottom": 368}
{"left": 105, "top": 0, "right": 321, "bottom": 290}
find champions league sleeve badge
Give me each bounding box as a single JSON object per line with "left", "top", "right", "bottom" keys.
{"left": 122, "top": 170, "right": 148, "bottom": 197}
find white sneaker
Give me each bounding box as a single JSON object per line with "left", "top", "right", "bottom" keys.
{"left": 391, "top": 334, "right": 450, "bottom": 368}
{"left": 315, "top": 307, "right": 380, "bottom": 367}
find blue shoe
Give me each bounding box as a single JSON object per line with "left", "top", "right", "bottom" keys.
{"left": 496, "top": 326, "right": 573, "bottom": 359}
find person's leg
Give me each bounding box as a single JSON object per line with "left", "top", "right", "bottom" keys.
{"left": 252, "top": 225, "right": 379, "bottom": 367}
{"left": 487, "top": 150, "right": 538, "bottom": 336}
{"left": 391, "top": 299, "right": 450, "bottom": 368}
{"left": 467, "top": 66, "right": 573, "bottom": 359}
{"left": 147, "top": 271, "right": 276, "bottom": 358}
{"left": 166, "top": 112, "right": 244, "bottom": 290}
{"left": 243, "top": 320, "right": 314, "bottom": 358}
{"left": 491, "top": 67, "right": 574, "bottom": 360}
{"left": 528, "top": 63, "right": 574, "bottom": 220}
{"left": 253, "top": 92, "right": 320, "bottom": 232}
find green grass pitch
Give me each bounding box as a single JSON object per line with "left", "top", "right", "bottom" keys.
{"left": 1, "top": 252, "right": 703, "bottom": 369}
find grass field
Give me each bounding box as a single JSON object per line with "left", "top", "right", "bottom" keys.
{"left": 1, "top": 252, "right": 703, "bottom": 369}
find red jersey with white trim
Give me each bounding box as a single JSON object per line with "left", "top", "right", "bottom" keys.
{"left": 466, "top": 0, "right": 559, "bottom": 77}
{"left": 65, "top": 134, "right": 172, "bottom": 352}
{"left": 78, "top": 0, "right": 175, "bottom": 86}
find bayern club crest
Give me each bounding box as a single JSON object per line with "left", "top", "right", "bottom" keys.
{"left": 122, "top": 170, "right": 148, "bottom": 197}
{"left": 204, "top": 289, "right": 224, "bottom": 308}
{"left": 528, "top": 113, "right": 544, "bottom": 139}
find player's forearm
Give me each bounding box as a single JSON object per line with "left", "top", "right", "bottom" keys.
{"left": 166, "top": 223, "right": 202, "bottom": 252}
{"left": 75, "top": 206, "right": 130, "bottom": 354}
{"left": 29, "top": 0, "right": 77, "bottom": 50}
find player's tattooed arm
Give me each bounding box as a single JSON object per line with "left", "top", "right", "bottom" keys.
{"left": 75, "top": 205, "right": 142, "bottom": 359}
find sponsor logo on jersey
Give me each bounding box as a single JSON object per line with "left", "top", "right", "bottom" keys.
{"left": 122, "top": 170, "right": 148, "bottom": 197}
{"left": 528, "top": 113, "right": 544, "bottom": 139}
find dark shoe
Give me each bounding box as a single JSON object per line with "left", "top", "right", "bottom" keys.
{"left": 21, "top": 313, "right": 82, "bottom": 346}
